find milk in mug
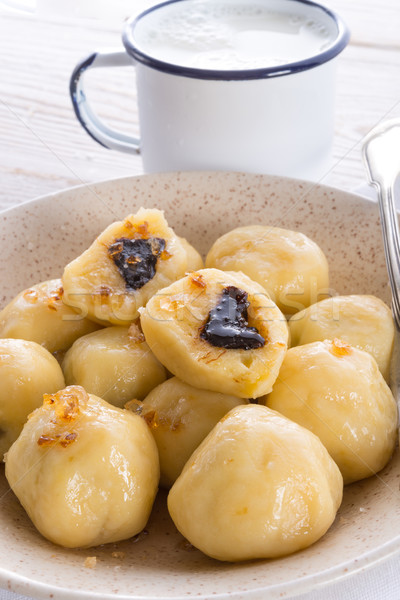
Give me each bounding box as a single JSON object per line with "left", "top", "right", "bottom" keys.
{"left": 133, "top": 0, "right": 337, "bottom": 71}
{"left": 70, "top": 0, "right": 350, "bottom": 179}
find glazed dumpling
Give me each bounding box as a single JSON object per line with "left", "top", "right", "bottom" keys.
{"left": 205, "top": 225, "right": 329, "bottom": 315}
{"left": 139, "top": 376, "right": 247, "bottom": 487}
{"left": 168, "top": 404, "right": 343, "bottom": 562}
{"left": 140, "top": 268, "right": 289, "bottom": 398}
{"left": 0, "top": 279, "right": 101, "bottom": 355}
{"left": 0, "top": 338, "right": 65, "bottom": 457}
{"left": 288, "top": 294, "right": 395, "bottom": 381}
{"left": 62, "top": 208, "right": 189, "bottom": 325}
{"left": 265, "top": 339, "right": 398, "bottom": 484}
{"left": 62, "top": 324, "right": 167, "bottom": 408}
{"left": 5, "top": 385, "right": 159, "bottom": 548}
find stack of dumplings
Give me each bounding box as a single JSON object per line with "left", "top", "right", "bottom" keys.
{"left": 1, "top": 206, "right": 397, "bottom": 563}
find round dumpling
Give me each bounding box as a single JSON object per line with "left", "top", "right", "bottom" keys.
{"left": 140, "top": 268, "right": 289, "bottom": 398}
{"left": 139, "top": 376, "right": 247, "bottom": 488}
{"left": 179, "top": 237, "right": 204, "bottom": 271}
{"left": 0, "top": 279, "right": 101, "bottom": 355}
{"left": 205, "top": 225, "right": 329, "bottom": 315}
{"left": 5, "top": 385, "right": 159, "bottom": 548}
{"left": 62, "top": 324, "right": 167, "bottom": 408}
{"left": 168, "top": 404, "right": 343, "bottom": 562}
{"left": 265, "top": 339, "right": 398, "bottom": 484}
{"left": 62, "top": 208, "right": 189, "bottom": 325}
{"left": 288, "top": 294, "right": 395, "bottom": 381}
{"left": 0, "top": 338, "right": 65, "bottom": 457}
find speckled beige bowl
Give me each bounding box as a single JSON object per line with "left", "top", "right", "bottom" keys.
{"left": 0, "top": 172, "right": 399, "bottom": 600}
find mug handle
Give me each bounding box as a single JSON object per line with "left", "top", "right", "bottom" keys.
{"left": 69, "top": 50, "right": 141, "bottom": 155}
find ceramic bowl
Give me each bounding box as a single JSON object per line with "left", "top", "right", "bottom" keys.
{"left": 0, "top": 171, "right": 398, "bottom": 600}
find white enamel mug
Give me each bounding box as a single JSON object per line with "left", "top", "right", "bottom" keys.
{"left": 70, "top": 0, "right": 350, "bottom": 180}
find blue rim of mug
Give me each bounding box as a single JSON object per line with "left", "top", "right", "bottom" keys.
{"left": 122, "top": 0, "right": 350, "bottom": 81}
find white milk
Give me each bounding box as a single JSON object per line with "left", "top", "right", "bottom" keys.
{"left": 134, "top": 0, "right": 336, "bottom": 70}
{"left": 71, "top": 0, "right": 349, "bottom": 180}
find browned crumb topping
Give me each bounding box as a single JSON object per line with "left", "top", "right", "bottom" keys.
{"left": 135, "top": 222, "right": 151, "bottom": 238}
{"left": 128, "top": 322, "right": 145, "bottom": 343}
{"left": 43, "top": 386, "right": 86, "bottom": 422}
{"left": 47, "top": 285, "right": 64, "bottom": 311}
{"left": 125, "top": 254, "right": 141, "bottom": 265}
{"left": 123, "top": 219, "right": 151, "bottom": 239}
{"left": 141, "top": 408, "right": 183, "bottom": 432}
{"left": 108, "top": 241, "right": 124, "bottom": 259}
{"left": 38, "top": 386, "right": 88, "bottom": 448}
{"left": 97, "top": 285, "right": 112, "bottom": 297}
{"left": 84, "top": 556, "right": 97, "bottom": 569}
{"left": 45, "top": 286, "right": 64, "bottom": 310}
{"left": 141, "top": 409, "right": 158, "bottom": 429}
{"left": 37, "top": 431, "right": 78, "bottom": 448}
{"left": 23, "top": 288, "right": 39, "bottom": 304}
{"left": 189, "top": 272, "right": 206, "bottom": 288}
{"left": 160, "top": 248, "right": 172, "bottom": 261}
{"left": 330, "top": 338, "right": 353, "bottom": 357}
{"left": 117, "top": 215, "right": 172, "bottom": 259}
{"left": 124, "top": 399, "right": 144, "bottom": 415}
{"left": 123, "top": 218, "right": 134, "bottom": 231}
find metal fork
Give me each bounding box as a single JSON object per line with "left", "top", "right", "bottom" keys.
{"left": 363, "top": 118, "right": 400, "bottom": 331}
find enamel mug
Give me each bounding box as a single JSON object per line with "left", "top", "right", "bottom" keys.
{"left": 70, "top": 0, "right": 350, "bottom": 181}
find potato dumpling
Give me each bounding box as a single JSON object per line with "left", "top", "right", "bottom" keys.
{"left": 0, "top": 279, "right": 101, "bottom": 356}
{"left": 139, "top": 377, "right": 247, "bottom": 488}
{"left": 140, "top": 268, "right": 288, "bottom": 398}
{"left": 266, "top": 339, "right": 398, "bottom": 484}
{"left": 62, "top": 324, "right": 167, "bottom": 408}
{"left": 0, "top": 338, "right": 65, "bottom": 457}
{"left": 205, "top": 225, "right": 329, "bottom": 315}
{"left": 288, "top": 294, "right": 395, "bottom": 381}
{"left": 179, "top": 236, "right": 204, "bottom": 271}
{"left": 5, "top": 385, "right": 159, "bottom": 548}
{"left": 168, "top": 404, "right": 343, "bottom": 562}
{"left": 62, "top": 208, "right": 189, "bottom": 325}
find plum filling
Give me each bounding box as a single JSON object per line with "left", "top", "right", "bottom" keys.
{"left": 200, "top": 286, "right": 265, "bottom": 350}
{"left": 108, "top": 237, "right": 166, "bottom": 290}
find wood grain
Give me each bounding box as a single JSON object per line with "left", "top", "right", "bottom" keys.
{"left": 1, "top": 1, "right": 400, "bottom": 208}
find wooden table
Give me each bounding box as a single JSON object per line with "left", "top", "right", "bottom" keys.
{"left": 1, "top": 0, "right": 400, "bottom": 210}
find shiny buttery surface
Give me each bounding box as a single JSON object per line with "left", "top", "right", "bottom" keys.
{"left": 5, "top": 386, "right": 159, "bottom": 549}
{"left": 0, "top": 171, "right": 398, "bottom": 600}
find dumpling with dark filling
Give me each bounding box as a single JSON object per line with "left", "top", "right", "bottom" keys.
{"left": 140, "top": 268, "right": 288, "bottom": 398}
{"left": 62, "top": 208, "right": 189, "bottom": 325}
